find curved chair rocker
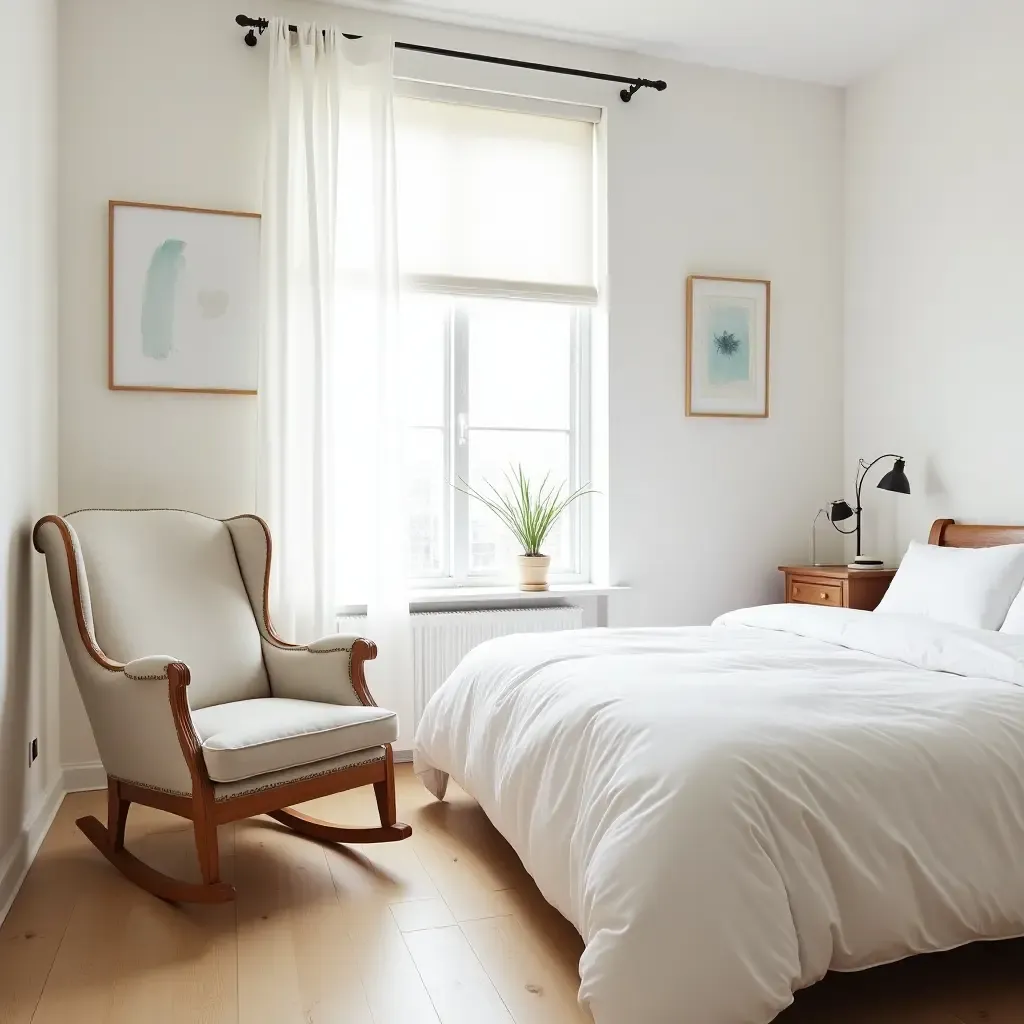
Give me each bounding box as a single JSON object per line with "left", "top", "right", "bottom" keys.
{"left": 34, "top": 509, "right": 411, "bottom": 904}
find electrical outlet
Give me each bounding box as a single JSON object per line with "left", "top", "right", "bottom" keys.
{"left": 29, "top": 738, "right": 38, "bottom": 765}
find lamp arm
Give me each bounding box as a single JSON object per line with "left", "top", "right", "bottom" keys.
{"left": 855, "top": 454, "right": 904, "bottom": 510}
{"left": 828, "top": 520, "right": 858, "bottom": 536}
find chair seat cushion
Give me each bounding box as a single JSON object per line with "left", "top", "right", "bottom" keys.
{"left": 212, "top": 746, "right": 387, "bottom": 802}
{"left": 192, "top": 698, "right": 398, "bottom": 783}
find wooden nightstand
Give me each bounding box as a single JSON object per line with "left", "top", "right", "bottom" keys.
{"left": 778, "top": 565, "right": 897, "bottom": 611}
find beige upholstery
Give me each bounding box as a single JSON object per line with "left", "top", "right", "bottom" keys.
{"left": 224, "top": 514, "right": 367, "bottom": 706}
{"left": 67, "top": 510, "right": 270, "bottom": 709}
{"left": 35, "top": 509, "right": 395, "bottom": 798}
{"left": 211, "top": 747, "right": 386, "bottom": 802}
{"left": 192, "top": 698, "right": 397, "bottom": 782}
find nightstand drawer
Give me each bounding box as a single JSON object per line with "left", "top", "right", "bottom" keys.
{"left": 789, "top": 580, "right": 843, "bottom": 607}
{"left": 780, "top": 565, "right": 895, "bottom": 611}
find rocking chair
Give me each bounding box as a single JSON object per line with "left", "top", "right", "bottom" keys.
{"left": 34, "top": 509, "right": 410, "bottom": 903}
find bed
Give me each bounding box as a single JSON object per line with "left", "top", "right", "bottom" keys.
{"left": 413, "top": 520, "right": 1024, "bottom": 1024}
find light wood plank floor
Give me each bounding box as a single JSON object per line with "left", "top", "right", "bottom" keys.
{"left": 1, "top": 765, "right": 1022, "bottom": 1023}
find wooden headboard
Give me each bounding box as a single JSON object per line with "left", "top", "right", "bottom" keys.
{"left": 928, "top": 519, "right": 1024, "bottom": 548}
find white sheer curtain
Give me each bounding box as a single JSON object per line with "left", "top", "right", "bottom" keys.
{"left": 258, "top": 19, "right": 412, "bottom": 734}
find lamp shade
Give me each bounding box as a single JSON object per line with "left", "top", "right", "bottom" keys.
{"left": 829, "top": 500, "right": 854, "bottom": 523}
{"left": 877, "top": 458, "right": 911, "bottom": 495}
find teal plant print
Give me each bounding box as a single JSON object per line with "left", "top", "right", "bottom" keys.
{"left": 714, "top": 331, "right": 741, "bottom": 356}
{"left": 707, "top": 303, "right": 751, "bottom": 385}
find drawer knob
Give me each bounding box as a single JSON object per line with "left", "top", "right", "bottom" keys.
{"left": 820, "top": 592, "right": 827, "bottom": 599}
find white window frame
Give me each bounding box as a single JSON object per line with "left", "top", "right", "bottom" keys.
{"left": 407, "top": 297, "right": 592, "bottom": 590}
{"left": 396, "top": 82, "right": 600, "bottom": 591}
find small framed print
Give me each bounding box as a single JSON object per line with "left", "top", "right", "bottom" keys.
{"left": 108, "top": 200, "right": 261, "bottom": 394}
{"left": 686, "top": 275, "right": 771, "bottom": 418}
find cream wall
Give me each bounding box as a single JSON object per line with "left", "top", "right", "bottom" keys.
{"left": 845, "top": 6, "right": 1024, "bottom": 560}
{"left": 0, "top": 0, "right": 60, "bottom": 916}
{"left": 58, "top": 0, "right": 845, "bottom": 764}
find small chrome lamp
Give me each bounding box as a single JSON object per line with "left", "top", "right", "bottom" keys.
{"left": 810, "top": 508, "right": 829, "bottom": 566}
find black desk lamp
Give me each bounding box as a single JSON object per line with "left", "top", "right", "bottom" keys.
{"left": 828, "top": 455, "right": 910, "bottom": 568}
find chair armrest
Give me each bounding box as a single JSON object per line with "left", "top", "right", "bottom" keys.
{"left": 307, "top": 634, "right": 364, "bottom": 654}
{"left": 86, "top": 658, "right": 203, "bottom": 796}
{"left": 124, "top": 655, "right": 182, "bottom": 680}
{"left": 262, "top": 635, "right": 379, "bottom": 706}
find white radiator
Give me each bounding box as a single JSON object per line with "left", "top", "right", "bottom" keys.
{"left": 338, "top": 606, "right": 583, "bottom": 728}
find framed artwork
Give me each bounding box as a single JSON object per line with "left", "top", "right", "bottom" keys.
{"left": 108, "top": 200, "right": 261, "bottom": 394}
{"left": 685, "top": 275, "right": 771, "bottom": 418}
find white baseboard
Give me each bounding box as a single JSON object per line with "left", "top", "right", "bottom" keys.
{"left": 394, "top": 748, "right": 412, "bottom": 763}
{"left": 0, "top": 775, "right": 66, "bottom": 927}
{"left": 62, "top": 760, "right": 106, "bottom": 793}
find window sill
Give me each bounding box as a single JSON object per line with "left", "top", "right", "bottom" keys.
{"left": 411, "top": 583, "right": 627, "bottom": 608}
{"left": 338, "top": 583, "right": 628, "bottom": 616}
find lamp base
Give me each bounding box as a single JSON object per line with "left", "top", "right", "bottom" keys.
{"left": 849, "top": 555, "right": 884, "bottom": 569}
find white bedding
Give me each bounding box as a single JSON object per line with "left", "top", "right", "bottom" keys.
{"left": 413, "top": 604, "right": 1024, "bottom": 1024}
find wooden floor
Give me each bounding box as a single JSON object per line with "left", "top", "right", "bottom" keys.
{"left": 1, "top": 766, "right": 1022, "bottom": 1024}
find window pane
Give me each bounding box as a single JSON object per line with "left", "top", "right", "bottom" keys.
{"left": 468, "top": 300, "right": 571, "bottom": 430}
{"left": 408, "top": 427, "right": 447, "bottom": 577}
{"left": 401, "top": 295, "right": 447, "bottom": 428}
{"left": 467, "top": 429, "right": 573, "bottom": 574}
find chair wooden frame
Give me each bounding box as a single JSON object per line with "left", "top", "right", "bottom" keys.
{"left": 34, "top": 513, "right": 411, "bottom": 905}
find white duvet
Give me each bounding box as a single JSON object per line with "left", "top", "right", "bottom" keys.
{"left": 413, "top": 604, "right": 1024, "bottom": 1024}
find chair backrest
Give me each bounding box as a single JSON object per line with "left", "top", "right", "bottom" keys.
{"left": 58, "top": 509, "right": 270, "bottom": 709}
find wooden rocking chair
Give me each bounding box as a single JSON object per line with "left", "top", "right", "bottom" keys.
{"left": 34, "top": 509, "right": 410, "bottom": 904}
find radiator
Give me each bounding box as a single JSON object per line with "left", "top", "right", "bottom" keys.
{"left": 338, "top": 605, "right": 583, "bottom": 728}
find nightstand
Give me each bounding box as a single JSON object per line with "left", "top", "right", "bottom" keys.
{"left": 778, "top": 565, "right": 897, "bottom": 611}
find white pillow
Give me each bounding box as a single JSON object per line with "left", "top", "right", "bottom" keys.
{"left": 999, "top": 586, "right": 1024, "bottom": 633}
{"left": 875, "top": 540, "right": 1024, "bottom": 630}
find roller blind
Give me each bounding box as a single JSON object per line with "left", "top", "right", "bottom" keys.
{"left": 394, "top": 96, "right": 597, "bottom": 299}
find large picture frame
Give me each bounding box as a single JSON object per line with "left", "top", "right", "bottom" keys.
{"left": 685, "top": 275, "right": 771, "bottom": 418}
{"left": 108, "top": 200, "right": 261, "bottom": 395}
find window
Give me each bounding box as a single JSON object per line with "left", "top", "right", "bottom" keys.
{"left": 403, "top": 295, "right": 590, "bottom": 582}
{"left": 396, "top": 92, "right": 600, "bottom": 588}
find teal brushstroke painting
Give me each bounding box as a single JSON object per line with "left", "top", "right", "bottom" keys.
{"left": 141, "top": 239, "right": 186, "bottom": 360}
{"left": 707, "top": 303, "right": 751, "bottom": 385}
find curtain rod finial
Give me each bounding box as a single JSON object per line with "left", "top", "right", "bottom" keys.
{"left": 620, "top": 79, "right": 666, "bottom": 102}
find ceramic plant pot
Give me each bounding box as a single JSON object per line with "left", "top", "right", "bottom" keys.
{"left": 518, "top": 554, "right": 551, "bottom": 592}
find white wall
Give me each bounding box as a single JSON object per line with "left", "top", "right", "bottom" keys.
{"left": 58, "top": 0, "right": 844, "bottom": 763}
{"left": 0, "top": 0, "right": 60, "bottom": 915}
{"left": 845, "top": 6, "right": 1024, "bottom": 561}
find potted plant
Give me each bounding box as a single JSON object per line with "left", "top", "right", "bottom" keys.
{"left": 457, "top": 465, "right": 594, "bottom": 592}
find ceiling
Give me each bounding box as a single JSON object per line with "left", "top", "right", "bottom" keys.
{"left": 334, "top": 0, "right": 975, "bottom": 85}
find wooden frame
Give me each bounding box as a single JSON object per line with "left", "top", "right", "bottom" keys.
{"left": 108, "top": 200, "right": 261, "bottom": 396}
{"left": 33, "top": 512, "right": 411, "bottom": 905}
{"left": 685, "top": 274, "right": 771, "bottom": 418}
{"left": 928, "top": 519, "right": 1024, "bottom": 549}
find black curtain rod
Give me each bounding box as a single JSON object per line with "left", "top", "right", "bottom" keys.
{"left": 235, "top": 15, "right": 666, "bottom": 102}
